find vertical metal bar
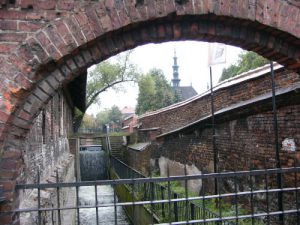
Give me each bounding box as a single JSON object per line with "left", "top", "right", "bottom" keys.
{"left": 76, "top": 185, "right": 80, "bottom": 225}
{"left": 265, "top": 165, "right": 270, "bottom": 225}
{"left": 150, "top": 181, "right": 155, "bottom": 225}
{"left": 113, "top": 183, "right": 118, "bottom": 225}
{"left": 131, "top": 177, "right": 136, "bottom": 224}
{"left": 234, "top": 167, "right": 239, "bottom": 225}
{"left": 95, "top": 185, "right": 99, "bottom": 225}
{"left": 249, "top": 163, "right": 255, "bottom": 225}
{"left": 294, "top": 157, "right": 299, "bottom": 224}
{"left": 202, "top": 170, "right": 207, "bottom": 225}
{"left": 270, "top": 61, "right": 284, "bottom": 225}
{"left": 174, "top": 193, "right": 179, "bottom": 222}
{"left": 190, "top": 203, "right": 195, "bottom": 224}
{"left": 184, "top": 164, "right": 189, "bottom": 223}
{"left": 161, "top": 186, "right": 165, "bottom": 218}
{"left": 167, "top": 164, "right": 172, "bottom": 222}
{"left": 210, "top": 66, "right": 218, "bottom": 197}
{"left": 51, "top": 206, "right": 55, "bottom": 225}
{"left": 217, "top": 176, "right": 222, "bottom": 225}
{"left": 37, "top": 169, "right": 41, "bottom": 225}
{"left": 56, "top": 171, "right": 61, "bottom": 225}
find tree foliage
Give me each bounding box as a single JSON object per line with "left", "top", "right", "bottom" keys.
{"left": 79, "top": 105, "right": 123, "bottom": 131}
{"left": 86, "top": 51, "right": 140, "bottom": 109}
{"left": 136, "top": 69, "right": 176, "bottom": 115}
{"left": 219, "top": 51, "right": 269, "bottom": 82}
{"left": 94, "top": 105, "right": 123, "bottom": 128}
{"left": 74, "top": 51, "right": 140, "bottom": 131}
{"left": 81, "top": 113, "right": 96, "bottom": 129}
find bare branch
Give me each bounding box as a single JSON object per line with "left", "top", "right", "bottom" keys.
{"left": 86, "top": 78, "right": 135, "bottom": 109}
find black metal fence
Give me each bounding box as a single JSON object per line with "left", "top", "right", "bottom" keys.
{"left": 111, "top": 156, "right": 234, "bottom": 224}
{"left": 8, "top": 158, "right": 300, "bottom": 225}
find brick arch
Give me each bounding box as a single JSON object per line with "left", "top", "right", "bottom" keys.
{"left": 1, "top": 0, "right": 300, "bottom": 223}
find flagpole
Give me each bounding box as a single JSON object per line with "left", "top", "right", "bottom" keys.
{"left": 270, "top": 61, "right": 284, "bottom": 224}
{"left": 210, "top": 66, "right": 218, "bottom": 197}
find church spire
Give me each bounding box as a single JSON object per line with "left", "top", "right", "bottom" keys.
{"left": 172, "top": 49, "right": 180, "bottom": 88}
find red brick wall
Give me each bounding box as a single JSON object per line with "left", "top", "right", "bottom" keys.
{"left": 155, "top": 103, "right": 299, "bottom": 169}
{"left": 19, "top": 89, "right": 73, "bottom": 184}
{"left": 139, "top": 68, "right": 300, "bottom": 134}
{"left": 150, "top": 104, "right": 300, "bottom": 197}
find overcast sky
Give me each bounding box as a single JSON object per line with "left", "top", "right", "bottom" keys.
{"left": 87, "top": 41, "right": 243, "bottom": 116}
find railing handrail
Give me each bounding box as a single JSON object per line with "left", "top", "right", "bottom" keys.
{"left": 110, "top": 156, "right": 237, "bottom": 225}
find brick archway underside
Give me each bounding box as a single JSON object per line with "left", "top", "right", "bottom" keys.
{"left": 0, "top": 1, "right": 300, "bottom": 222}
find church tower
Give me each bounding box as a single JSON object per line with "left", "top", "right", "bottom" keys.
{"left": 172, "top": 49, "right": 180, "bottom": 88}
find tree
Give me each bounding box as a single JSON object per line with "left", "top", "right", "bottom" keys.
{"left": 108, "top": 105, "right": 122, "bottom": 123}
{"left": 73, "top": 51, "right": 140, "bottom": 131}
{"left": 219, "top": 51, "right": 269, "bottom": 82}
{"left": 81, "top": 113, "right": 96, "bottom": 129}
{"left": 95, "top": 109, "right": 110, "bottom": 128}
{"left": 136, "top": 68, "right": 176, "bottom": 115}
{"left": 94, "top": 106, "right": 123, "bottom": 132}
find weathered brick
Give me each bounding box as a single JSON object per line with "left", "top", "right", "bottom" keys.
{"left": 63, "top": 16, "right": 86, "bottom": 46}
{"left": 0, "top": 43, "right": 17, "bottom": 54}
{"left": 12, "top": 117, "right": 31, "bottom": 129}
{"left": 39, "top": 80, "right": 54, "bottom": 95}
{"left": 0, "top": 214, "right": 14, "bottom": 225}
{"left": 45, "top": 75, "right": 60, "bottom": 90}
{"left": 54, "top": 20, "right": 77, "bottom": 51}
{"left": 2, "top": 150, "right": 22, "bottom": 160}
{"left": 57, "top": 1, "right": 74, "bottom": 10}
{"left": 85, "top": 8, "right": 104, "bottom": 37}
{"left": 26, "top": 37, "right": 50, "bottom": 64}
{"left": 16, "top": 0, "right": 34, "bottom": 9}
{"left": 44, "top": 25, "right": 66, "bottom": 56}
{"left": 89, "top": 45, "right": 102, "bottom": 62}
{"left": 17, "top": 109, "right": 31, "bottom": 121}
{"left": 36, "top": 31, "right": 61, "bottom": 60}
{"left": 0, "top": 159, "right": 22, "bottom": 171}
{"left": 0, "top": 33, "right": 27, "bottom": 42}
{"left": 73, "top": 13, "right": 95, "bottom": 42}
{"left": 0, "top": 20, "right": 18, "bottom": 30}
{"left": 19, "top": 21, "right": 44, "bottom": 32}
{"left": 35, "top": 0, "right": 56, "bottom": 10}
{"left": 33, "top": 87, "right": 50, "bottom": 102}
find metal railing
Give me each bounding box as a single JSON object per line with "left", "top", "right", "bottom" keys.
{"left": 110, "top": 157, "right": 300, "bottom": 225}
{"left": 2, "top": 161, "right": 300, "bottom": 225}
{"left": 111, "top": 156, "right": 234, "bottom": 224}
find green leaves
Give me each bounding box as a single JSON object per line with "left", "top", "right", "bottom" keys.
{"left": 136, "top": 68, "right": 176, "bottom": 115}
{"left": 219, "top": 51, "right": 269, "bottom": 82}
{"left": 86, "top": 51, "right": 140, "bottom": 110}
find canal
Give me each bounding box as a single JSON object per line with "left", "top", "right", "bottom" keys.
{"left": 79, "top": 185, "right": 130, "bottom": 225}
{"left": 79, "top": 144, "right": 130, "bottom": 224}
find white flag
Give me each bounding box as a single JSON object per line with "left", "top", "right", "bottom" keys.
{"left": 208, "top": 43, "right": 226, "bottom": 66}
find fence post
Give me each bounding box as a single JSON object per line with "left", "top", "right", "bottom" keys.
{"left": 161, "top": 186, "right": 165, "bottom": 218}
{"left": 190, "top": 203, "right": 195, "bottom": 224}
{"left": 174, "top": 193, "right": 178, "bottom": 222}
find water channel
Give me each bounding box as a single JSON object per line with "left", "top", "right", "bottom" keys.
{"left": 79, "top": 185, "right": 130, "bottom": 225}
{"left": 79, "top": 145, "right": 130, "bottom": 225}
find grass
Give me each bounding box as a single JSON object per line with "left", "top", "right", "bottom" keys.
{"left": 148, "top": 177, "right": 266, "bottom": 225}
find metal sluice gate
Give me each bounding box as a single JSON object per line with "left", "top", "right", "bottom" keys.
{"left": 8, "top": 156, "right": 300, "bottom": 225}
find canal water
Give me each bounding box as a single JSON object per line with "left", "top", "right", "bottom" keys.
{"left": 79, "top": 185, "right": 130, "bottom": 225}
{"left": 79, "top": 145, "right": 130, "bottom": 224}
